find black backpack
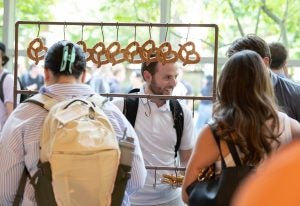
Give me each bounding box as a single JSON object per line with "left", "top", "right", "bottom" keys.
{"left": 123, "top": 88, "right": 184, "bottom": 158}
{"left": 0, "top": 72, "right": 29, "bottom": 103}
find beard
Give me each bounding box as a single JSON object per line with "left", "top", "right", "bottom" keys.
{"left": 149, "top": 78, "right": 173, "bottom": 95}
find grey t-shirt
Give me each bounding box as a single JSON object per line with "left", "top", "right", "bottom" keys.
{"left": 271, "top": 71, "right": 300, "bottom": 122}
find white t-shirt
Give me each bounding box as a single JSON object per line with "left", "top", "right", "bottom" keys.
{"left": 113, "top": 87, "right": 194, "bottom": 205}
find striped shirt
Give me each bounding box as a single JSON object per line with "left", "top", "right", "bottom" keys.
{"left": 0, "top": 83, "right": 146, "bottom": 206}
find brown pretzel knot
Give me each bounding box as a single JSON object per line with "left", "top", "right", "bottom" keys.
{"left": 87, "top": 42, "right": 109, "bottom": 68}
{"left": 105, "top": 42, "right": 126, "bottom": 66}
{"left": 27, "top": 38, "right": 48, "bottom": 65}
{"left": 178, "top": 41, "right": 201, "bottom": 66}
{"left": 139, "top": 39, "right": 158, "bottom": 65}
{"left": 123, "top": 41, "right": 143, "bottom": 64}
{"left": 156, "top": 42, "right": 178, "bottom": 65}
{"left": 76, "top": 40, "right": 90, "bottom": 60}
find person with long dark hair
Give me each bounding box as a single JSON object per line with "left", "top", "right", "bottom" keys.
{"left": 182, "top": 50, "right": 300, "bottom": 204}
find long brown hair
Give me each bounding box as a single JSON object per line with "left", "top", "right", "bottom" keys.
{"left": 213, "top": 50, "right": 280, "bottom": 165}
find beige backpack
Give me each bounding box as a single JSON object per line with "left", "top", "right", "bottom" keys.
{"left": 27, "top": 93, "right": 120, "bottom": 206}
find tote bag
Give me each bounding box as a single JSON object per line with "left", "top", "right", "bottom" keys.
{"left": 186, "top": 125, "right": 253, "bottom": 206}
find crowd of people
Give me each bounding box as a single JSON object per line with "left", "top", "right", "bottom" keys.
{"left": 1, "top": 33, "right": 300, "bottom": 206}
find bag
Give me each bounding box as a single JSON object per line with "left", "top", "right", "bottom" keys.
{"left": 14, "top": 94, "right": 122, "bottom": 206}
{"left": 0, "top": 72, "right": 30, "bottom": 103}
{"left": 123, "top": 88, "right": 184, "bottom": 158}
{"left": 186, "top": 124, "right": 253, "bottom": 206}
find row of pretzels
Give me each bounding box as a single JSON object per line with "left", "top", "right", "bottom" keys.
{"left": 27, "top": 38, "right": 201, "bottom": 67}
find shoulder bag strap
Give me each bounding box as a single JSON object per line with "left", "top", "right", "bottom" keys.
{"left": 209, "top": 123, "right": 227, "bottom": 168}
{"left": 225, "top": 138, "right": 242, "bottom": 166}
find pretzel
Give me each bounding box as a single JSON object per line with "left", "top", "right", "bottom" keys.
{"left": 161, "top": 173, "right": 184, "bottom": 187}
{"left": 123, "top": 41, "right": 143, "bottom": 64}
{"left": 156, "top": 42, "right": 178, "bottom": 65}
{"left": 87, "top": 42, "right": 109, "bottom": 68}
{"left": 139, "top": 39, "right": 158, "bottom": 64}
{"left": 105, "top": 42, "right": 126, "bottom": 66}
{"left": 76, "top": 40, "right": 90, "bottom": 60}
{"left": 178, "top": 41, "right": 201, "bottom": 66}
{"left": 27, "top": 38, "right": 48, "bottom": 65}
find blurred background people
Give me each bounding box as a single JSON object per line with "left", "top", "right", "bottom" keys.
{"left": 109, "top": 64, "right": 126, "bottom": 93}
{"left": 20, "top": 63, "right": 44, "bottom": 90}
{"left": 126, "top": 70, "right": 144, "bottom": 92}
{"left": 269, "top": 42, "right": 289, "bottom": 78}
{"left": 0, "top": 42, "right": 13, "bottom": 128}
{"left": 195, "top": 74, "right": 213, "bottom": 134}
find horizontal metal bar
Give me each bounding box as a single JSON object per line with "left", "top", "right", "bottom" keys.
{"left": 145, "top": 165, "right": 186, "bottom": 171}
{"left": 16, "top": 21, "right": 218, "bottom": 28}
{"left": 16, "top": 90, "right": 213, "bottom": 101}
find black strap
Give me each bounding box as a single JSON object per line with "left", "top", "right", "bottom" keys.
{"left": 209, "top": 124, "right": 227, "bottom": 168}
{"left": 0, "top": 72, "right": 9, "bottom": 102}
{"left": 225, "top": 138, "right": 242, "bottom": 166}
{"left": 169, "top": 99, "right": 184, "bottom": 158}
{"left": 123, "top": 89, "right": 139, "bottom": 126}
{"left": 123, "top": 88, "right": 184, "bottom": 158}
{"left": 209, "top": 123, "right": 243, "bottom": 168}
{"left": 13, "top": 167, "right": 30, "bottom": 206}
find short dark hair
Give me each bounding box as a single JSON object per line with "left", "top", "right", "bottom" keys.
{"left": 0, "top": 42, "right": 9, "bottom": 66}
{"left": 269, "top": 42, "right": 288, "bottom": 70}
{"left": 226, "top": 34, "right": 271, "bottom": 60}
{"left": 141, "top": 54, "right": 158, "bottom": 80}
{"left": 44, "top": 40, "right": 86, "bottom": 79}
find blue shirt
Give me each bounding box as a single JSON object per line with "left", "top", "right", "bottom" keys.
{"left": 0, "top": 83, "right": 146, "bottom": 206}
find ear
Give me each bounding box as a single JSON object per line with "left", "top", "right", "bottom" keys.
{"left": 143, "top": 70, "right": 152, "bottom": 82}
{"left": 262, "top": 57, "right": 271, "bottom": 68}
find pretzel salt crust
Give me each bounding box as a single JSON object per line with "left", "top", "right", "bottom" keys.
{"left": 156, "top": 42, "right": 178, "bottom": 65}
{"left": 178, "top": 41, "right": 201, "bottom": 66}
{"left": 27, "top": 38, "right": 48, "bottom": 65}
{"left": 139, "top": 39, "right": 158, "bottom": 65}
{"left": 105, "top": 42, "right": 126, "bottom": 66}
{"left": 87, "top": 42, "right": 109, "bottom": 68}
{"left": 123, "top": 41, "right": 143, "bottom": 64}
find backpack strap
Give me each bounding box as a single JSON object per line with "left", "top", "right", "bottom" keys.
{"left": 12, "top": 94, "right": 57, "bottom": 205}
{"left": 170, "top": 99, "right": 184, "bottom": 158}
{"left": 24, "top": 93, "right": 58, "bottom": 111}
{"left": 123, "top": 88, "right": 140, "bottom": 126}
{"left": 0, "top": 72, "right": 9, "bottom": 103}
{"left": 123, "top": 88, "right": 184, "bottom": 158}
{"left": 12, "top": 167, "right": 30, "bottom": 206}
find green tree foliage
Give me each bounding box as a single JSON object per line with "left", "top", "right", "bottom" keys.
{"left": 15, "top": 0, "right": 57, "bottom": 48}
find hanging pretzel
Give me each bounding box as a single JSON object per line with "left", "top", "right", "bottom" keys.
{"left": 76, "top": 40, "right": 91, "bottom": 60}
{"left": 27, "top": 38, "right": 48, "bottom": 65}
{"left": 105, "top": 42, "right": 126, "bottom": 66}
{"left": 156, "top": 42, "right": 178, "bottom": 65}
{"left": 123, "top": 41, "right": 143, "bottom": 64}
{"left": 139, "top": 39, "right": 158, "bottom": 64}
{"left": 178, "top": 41, "right": 201, "bottom": 65}
{"left": 87, "top": 42, "right": 109, "bottom": 68}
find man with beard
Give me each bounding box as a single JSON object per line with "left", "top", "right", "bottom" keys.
{"left": 113, "top": 60, "right": 194, "bottom": 206}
